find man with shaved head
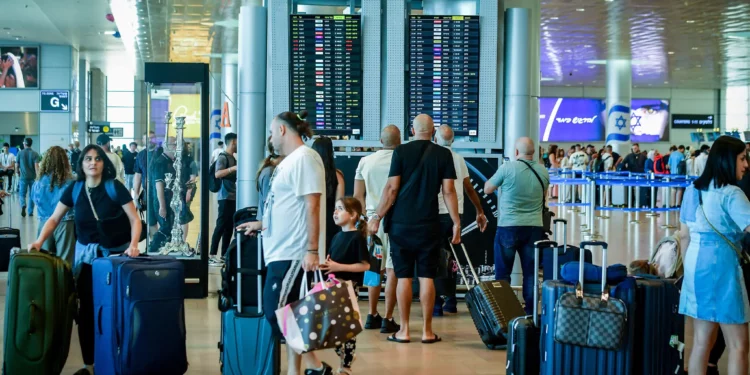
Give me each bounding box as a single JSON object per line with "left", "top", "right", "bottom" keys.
{"left": 354, "top": 124, "right": 402, "bottom": 333}
{"left": 369, "top": 114, "right": 461, "bottom": 344}
{"left": 484, "top": 137, "right": 550, "bottom": 314}
{"left": 433, "top": 125, "right": 488, "bottom": 316}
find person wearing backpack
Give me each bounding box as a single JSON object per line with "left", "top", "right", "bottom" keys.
{"left": 209, "top": 132, "right": 238, "bottom": 266}
{"left": 28, "top": 144, "right": 141, "bottom": 375}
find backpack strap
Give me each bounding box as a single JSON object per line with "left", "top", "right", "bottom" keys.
{"left": 104, "top": 180, "right": 119, "bottom": 203}
{"left": 72, "top": 181, "right": 84, "bottom": 206}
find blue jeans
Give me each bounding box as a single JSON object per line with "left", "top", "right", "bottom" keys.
{"left": 494, "top": 226, "right": 544, "bottom": 314}
{"left": 19, "top": 178, "right": 35, "bottom": 212}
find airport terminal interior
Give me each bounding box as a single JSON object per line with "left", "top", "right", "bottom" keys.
{"left": 1, "top": 0, "right": 750, "bottom": 374}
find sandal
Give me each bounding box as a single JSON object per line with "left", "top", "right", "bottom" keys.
{"left": 387, "top": 333, "right": 410, "bottom": 343}
{"left": 421, "top": 334, "right": 442, "bottom": 344}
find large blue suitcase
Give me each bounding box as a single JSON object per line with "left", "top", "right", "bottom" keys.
{"left": 92, "top": 255, "right": 188, "bottom": 375}
{"left": 219, "top": 208, "right": 280, "bottom": 374}
{"left": 540, "top": 241, "right": 636, "bottom": 375}
{"left": 633, "top": 276, "right": 684, "bottom": 375}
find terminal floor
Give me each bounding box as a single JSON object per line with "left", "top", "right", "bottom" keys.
{"left": 0, "top": 194, "right": 733, "bottom": 374}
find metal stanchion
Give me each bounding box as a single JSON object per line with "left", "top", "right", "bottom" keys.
{"left": 630, "top": 178, "right": 642, "bottom": 224}
{"left": 601, "top": 184, "right": 611, "bottom": 219}
{"left": 588, "top": 178, "right": 600, "bottom": 239}
{"left": 646, "top": 172, "right": 659, "bottom": 218}
{"left": 580, "top": 178, "right": 590, "bottom": 232}
{"left": 661, "top": 177, "right": 677, "bottom": 229}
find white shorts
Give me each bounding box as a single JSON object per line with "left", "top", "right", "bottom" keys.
{"left": 369, "top": 210, "right": 393, "bottom": 270}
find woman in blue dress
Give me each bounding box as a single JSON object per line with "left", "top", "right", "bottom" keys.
{"left": 680, "top": 135, "right": 750, "bottom": 375}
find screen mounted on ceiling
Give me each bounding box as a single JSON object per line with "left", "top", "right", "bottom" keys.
{"left": 0, "top": 46, "right": 38, "bottom": 88}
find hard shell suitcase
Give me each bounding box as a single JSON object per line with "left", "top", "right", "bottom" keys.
{"left": 506, "top": 240, "right": 558, "bottom": 375}
{"left": 93, "top": 255, "right": 188, "bottom": 375}
{"left": 3, "top": 250, "right": 76, "bottom": 375}
{"left": 540, "top": 241, "right": 636, "bottom": 375}
{"left": 633, "top": 277, "right": 684, "bottom": 375}
{"left": 220, "top": 208, "right": 280, "bottom": 375}
{"left": 452, "top": 224, "right": 526, "bottom": 350}
{"left": 0, "top": 205, "right": 21, "bottom": 272}
{"left": 542, "top": 219, "right": 592, "bottom": 281}
{"left": 611, "top": 185, "right": 627, "bottom": 207}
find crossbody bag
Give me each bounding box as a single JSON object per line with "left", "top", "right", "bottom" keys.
{"left": 519, "top": 160, "right": 554, "bottom": 234}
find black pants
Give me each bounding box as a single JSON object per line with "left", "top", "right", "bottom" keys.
{"left": 435, "top": 214, "right": 458, "bottom": 297}
{"left": 210, "top": 199, "right": 236, "bottom": 257}
{"left": 149, "top": 208, "right": 174, "bottom": 253}
{"left": 0, "top": 169, "right": 12, "bottom": 190}
{"left": 77, "top": 263, "right": 95, "bottom": 365}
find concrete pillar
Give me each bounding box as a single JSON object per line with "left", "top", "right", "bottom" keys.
{"left": 133, "top": 79, "right": 148, "bottom": 143}
{"left": 221, "top": 57, "right": 238, "bottom": 139}
{"left": 605, "top": 60, "right": 632, "bottom": 156}
{"left": 503, "top": 4, "right": 540, "bottom": 159}
{"left": 210, "top": 58, "right": 222, "bottom": 147}
{"left": 78, "top": 58, "right": 89, "bottom": 142}
{"left": 237, "top": 4, "right": 267, "bottom": 209}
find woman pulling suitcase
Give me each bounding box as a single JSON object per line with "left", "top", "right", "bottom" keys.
{"left": 29, "top": 144, "right": 142, "bottom": 375}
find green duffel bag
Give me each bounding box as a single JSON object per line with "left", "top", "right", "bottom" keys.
{"left": 3, "top": 250, "right": 76, "bottom": 375}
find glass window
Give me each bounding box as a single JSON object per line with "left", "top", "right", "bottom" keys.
{"left": 108, "top": 75, "right": 135, "bottom": 91}
{"left": 108, "top": 92, "right": 135, "bottom": 107}
{"left": 107, "top": 107, "right": 135, "bottom": 123}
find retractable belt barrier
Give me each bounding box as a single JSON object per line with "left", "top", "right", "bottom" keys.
{"left": 545, "top": 168, "right": 696, "bottom": 238}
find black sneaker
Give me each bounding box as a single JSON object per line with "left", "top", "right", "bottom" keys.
{"left": 364, "top": 313, "right": 382, "bottom": 330}
{"left": 73, "top": 368, "right": 92, "bottom": 375}
{"left": 21, "top": 205, "right": 26, "bottom": 217}
{"left": 380, "top": 317, "right": 400, "bottom": 334}
{"left": 304, "top": 362, "right": 333, "bottom": 375}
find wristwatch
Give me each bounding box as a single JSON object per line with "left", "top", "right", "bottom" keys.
{"left": 369, "top": 214, "right": 381, "bottom": 222}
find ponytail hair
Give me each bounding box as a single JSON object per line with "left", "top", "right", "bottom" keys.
{"left": 276, "top": 110, "right": 313, "bottom": 140}
{"left": 337, "top": 197, "right": 367, "bottom": 238}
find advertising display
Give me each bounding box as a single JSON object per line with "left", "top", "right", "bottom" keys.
{"left": 0, "top": 46, "right": 38, "bottom": 88}
{"left": 290, "top": 15, "right": 362, "bottom": 137}
{"left": 539, "top": 97, "right": 670, "bottom": 143}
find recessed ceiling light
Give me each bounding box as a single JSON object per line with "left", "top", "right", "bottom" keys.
{"left": 686, "top": 20, "right": 695, "bottom": 23}
{"left": 676, "top": 68, "right": 681, "bottom": 70}
{"left": 565, "top": 49, "right": 572, "bottom": 53}
{"left": 550, "top": 17, "right": 559, "bottom": 20}
{"left": 586, "top": 60, "right": 608, "bottom": 65}
{"left": 100, "top": 31, "right": 117, "bottom": 35}
{"left": 664, "top": 81, "right": 669, "bottom": 84}
{"left": 566, "top": 84, "right": 571, "bottom": 86}
{"left": 696, "top": 64, "right": 702, "bottom": 67}
{"left": 540, "top": 77, "right": 555, "bottom": 81}
{"left": 592, "top": 80, "right": 597, "bottom": 83}
{"left": 638, "top": 73, "right": 643, "bottom": 76}
{"left": 589, "top": 65, "right": 596, "bottom": 69}
{"left": 584, "top": 44, "right": 591, "bottom": 48}
{"left": 576, "top": 8, "right": 585, "bottom": 12}
{"left": 668, "top": 51, "right": 675, "bottom": 55}
{"left": 691, "top": 47, "right": 698, "bottom": 50}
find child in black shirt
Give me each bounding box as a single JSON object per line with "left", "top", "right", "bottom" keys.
{"left": 319, "top": 197, "right": 370, "bottom": 375}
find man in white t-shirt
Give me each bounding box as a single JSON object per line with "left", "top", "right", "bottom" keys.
{"left": 694, "top": 144, "right": 710, "bottom": 177}
{"left": 353, "top": 125, "right": 401, "bottom": 334}
{"left": 568, "top": 145, "right": 589, "bottom": 202}
{"left": 434, "top": 125, "right": 488, "bottom": 315}
{"left": 210, "top": 141, "right": 224, "bottom": 163}
{"left": 261, "top": 111, "right": 332, "bottom": 375}
{"left": 96, "top": 134, "right": 125, "bottom": 184}
{"left": 0, "top": 143, "right": 16, "bottom": 192}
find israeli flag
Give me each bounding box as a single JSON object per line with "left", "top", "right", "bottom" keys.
{"left": 209, "top": 108, "right": 222, "bottom": 141}
{"left": 605, "top": 101, "right": 630, "bottom": 146}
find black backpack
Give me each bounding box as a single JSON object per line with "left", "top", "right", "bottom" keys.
{"left": 208, "top": 153, "right": 229, "bottom": 193}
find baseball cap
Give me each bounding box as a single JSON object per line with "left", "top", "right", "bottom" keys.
{"left": 96, "top": 134, "right": 112, "bottom": 145}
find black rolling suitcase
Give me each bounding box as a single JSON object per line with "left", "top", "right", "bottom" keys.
{"left": 451, "top": 226, "right": 526, "bottom": 350}
{"left": 506, "top": 240, "right": 557, "bottom": 375}
{"left": 542, "top": 219, "right": 592, "bottom": 281}
{"left": 0, "top": 202, "right": 21, "bottom": 272}
{"left": 633, "top": 276, "right": 684, "bottom": 375}
{"left": 219, "top": 207, "right": 280, "bottom": 375}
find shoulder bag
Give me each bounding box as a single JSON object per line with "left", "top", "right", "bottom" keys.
{"left": 519, "top": 160, "right": 554, "bottom": 234}
{"left": 698, "top": 190, "right": 750, "bottom": 283}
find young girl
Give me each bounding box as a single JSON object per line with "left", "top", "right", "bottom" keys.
{"left": 319, "top": 197, "right": 371, "bottom": 375}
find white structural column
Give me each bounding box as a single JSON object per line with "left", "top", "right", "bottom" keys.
{"left": 605, "top": 60, "right": 632, "bottom": 156}
{"left": 222, "top": 56, "right": 238, "bottom": 138}
{"left": 383, "top": 0, "right": 406, "bottom": 134}
{"left": 502, "top": 2, "right": 540, "bottom": 159}
{"left": 209, "top": 58, "right": 223, "bottom": 146}
{"left": 361, "top": 0, "right": 381, "bottom": 141}
{"left": 237, "top": 4, "right": 268, "bottom": 209}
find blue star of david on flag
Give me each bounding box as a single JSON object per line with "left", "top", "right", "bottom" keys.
{"left": 615, "top": 115, "right": 626, "bottom": 130}
{"left": 630, "top": 114, "right": 642, "bottom": 131}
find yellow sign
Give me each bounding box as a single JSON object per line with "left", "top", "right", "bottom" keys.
{"left": 168, "top": 94, "right": 202, "bottom": 139}
{"left": 103, "top": 125, "right": 110, "bottom": 133}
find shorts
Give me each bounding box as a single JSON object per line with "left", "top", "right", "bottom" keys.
{"left": 388, "top": 222, "right": 441, "bottom": 279}
{"left": 263, "top": 260, "right": 305, "bottom": 338}
{"left": 368, "top": 210, "right": 393, "bottom": 270}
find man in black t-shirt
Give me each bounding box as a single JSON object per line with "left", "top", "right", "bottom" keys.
{"left": 122, "top": 142, "right": 138, "bottom": 192}
{"left": 621, "top": 143, "right": 646, "bottom": 173}
{"left": 148, "top": 139, "right": 177, "bottom": 253}
{"left": 368, "top": 114, "right": 461, "bottom": 344}
{"left": 132, "top": 132, "right": 157, "bottom": 235}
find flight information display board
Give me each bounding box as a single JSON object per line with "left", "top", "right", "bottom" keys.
{"left": 290, "top": 14, "right": 362, "bottom": 137}
{"left": 408, "top": 15, "right": 480, "bottom": 137}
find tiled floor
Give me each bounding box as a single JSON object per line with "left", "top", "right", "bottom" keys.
{"left": 0, "top": 193, "right": 732, "bottom": 374}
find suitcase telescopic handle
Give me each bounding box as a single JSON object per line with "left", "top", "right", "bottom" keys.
{"left": 533, "top": 240, "right": 558, "bottom": 327}
{"left": 552, "top": 220, "right": 568, "bottom": 280}
{"left": 577, "top": 241, "right": 610, "bottom": 303}
{"left": 235, "top": 228, "right": 264, "bottom": 317}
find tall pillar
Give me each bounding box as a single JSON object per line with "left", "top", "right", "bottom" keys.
{"left": 237, "top": 4, "right": 267, "bottom": 209}
{"left": 503, "top": 6, "right": 540, "bottom": 159}
{"left": 605, "top": 60, "right": 632, "bottom": 156}
{"left": 221, "top": 57, "right": 238, "bottom": 139}
{"left": 210, "top": 58, "right": 222, "bottom": 147}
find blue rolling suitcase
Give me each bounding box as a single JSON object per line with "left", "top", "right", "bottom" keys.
{"left": 540, "top": 241, "right": 636, "bottom": 375}
{"left": 633, "top": 276, "right": 684, "bottom": 375}
{"left": 219, "top": 213, "right": 280, "bottom": 375}
{"left": 542, "top": 219, "right": 592, "bottom": 281}
{"left": 92, "top": 256, "right": 188, "bottom": 375}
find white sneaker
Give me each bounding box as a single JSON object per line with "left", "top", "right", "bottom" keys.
{"left": 209, "top": 258, "right": 224, "bottom": 267}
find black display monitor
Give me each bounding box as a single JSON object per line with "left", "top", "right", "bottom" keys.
{"left": 671, "top": 114, "right": 715, "bottom": 129}
{"left": 407, "top": 15, "right": 480, "bottom": 137}
{"left": 290, "top": 14, "right": 363, "bottom": 137}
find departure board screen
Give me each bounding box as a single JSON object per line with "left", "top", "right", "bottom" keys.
{"left": 408, "top": 15, "right": 480, "bottom": 137}
{"left": 290, "top": 14, "right": 362, "bottom": 137}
